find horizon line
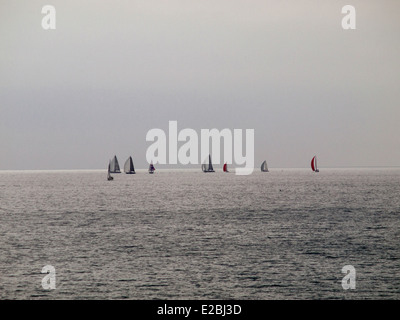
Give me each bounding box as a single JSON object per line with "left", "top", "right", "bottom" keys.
{"left": 1, "top": 166, "right": 400, "bottom": 172}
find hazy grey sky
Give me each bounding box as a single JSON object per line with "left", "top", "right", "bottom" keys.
{"left": 1, "top": 0, "right": 399, "bottom": 169}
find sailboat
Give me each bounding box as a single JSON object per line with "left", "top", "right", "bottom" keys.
{"left": 223, "top": 162, "right": 229, "bottom": 173}
{"left": 109, "top": 155, "right": 121, "bottom": 173}
{"left": 148, "top": 161, "right": 155, "bottom": 174}
{"left": 202, "top": 154, "right": 215, "bottom": 172}
{"left": 261, "top": 160, "right": 269, "bottom": 172}
{"left": 124, "top": 156, "right": 135, "bottom": 174}
{"left": 311, "top": 155, "right": 320, "bottom": 172}
{"left": 107, "top": 162, "right": 114, "bottom": 181}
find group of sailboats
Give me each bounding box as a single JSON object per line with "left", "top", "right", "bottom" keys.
{"left": 201, "top": 155, "right": 319, "bottom": 173}
{"left": 108, "top": 155, "right": 135, "bottom": 175}
{"left": 108, "top": 154, "right": 320, "bottom": 180}
{"left": 107, "top": 155, "right": 156, "bottom": 180}
{"left": 201, "top": 155, "right": 269, "bottom": 173}
{"left": 201, "top": 155, "right": 231, "bottom": 173}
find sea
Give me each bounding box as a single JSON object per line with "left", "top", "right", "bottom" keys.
{"left": 0, "top": 168, "right": 399, "bottom": 300}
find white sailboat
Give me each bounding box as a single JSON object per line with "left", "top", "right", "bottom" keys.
{"left": 202, "top": 155, "right": 215, "bottom": 172}
{"left": 148, "top": 161, "right": 155, "bottom": 174}
{"left": 311, "top": 155, "right": 319, "bottom": 172}
{"left": 124, "top": 156, "right": 135, "bottom": 174}
{"left": 107, "top": 161, "right": 114, "bottom": 181}
{"left": 110, "top": 155, "right": 121, "bottom": 173}
{"left": 261, "top": 160, "right": 269, "bottom": 172}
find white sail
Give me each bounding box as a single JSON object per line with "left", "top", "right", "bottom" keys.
{"left": 110, "top": 155, "right": 121, "bottom": 173}
{"left": 107, "top": 161, "right": 113, "bottom": 180}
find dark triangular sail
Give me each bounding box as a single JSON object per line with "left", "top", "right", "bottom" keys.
{"left": 202, "top": 155, "right": 215, "bottom": 172}
{"left": 124, "top": 156, "right": 135, "bottom": 174}
{"left": 261, "top": 160, "right": 268, "bottom": 172}
{"left": 208, "top": 155, "right": 214, "bottom": 172}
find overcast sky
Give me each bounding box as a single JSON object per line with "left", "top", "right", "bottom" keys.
{"left": 1, "top": 0, "right": 399, "bottom": 170}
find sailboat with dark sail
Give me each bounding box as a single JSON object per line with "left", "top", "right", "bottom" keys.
{"left": 202, "top": 155, "right": 215, "bottom": 172}
{"left": 124, "top": 156, "right": 135, "bottom": 174}
{"left": 109, "top": 155, "right": 121, "bottom": 173}
{"left": 261, "top": 160, "right": 269, "bottom": 172}
{"left": 311, "top": 155, "right": 319, "bottom": 172}
{"left": 148, "top": 161, "right": 155, "bottom": 174}
{"left": 107, "top": 161, "right": 114, "bottom": 181}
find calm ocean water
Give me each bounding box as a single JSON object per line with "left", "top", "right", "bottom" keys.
{"left": 0, "top": 168, "right": 399, "bottom": 299}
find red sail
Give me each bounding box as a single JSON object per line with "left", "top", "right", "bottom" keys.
{"left": 311, "top": 156, "right": 315, "bottom": 171}
{"left": 223, "top": 163, "right": 227, "bottom": 172}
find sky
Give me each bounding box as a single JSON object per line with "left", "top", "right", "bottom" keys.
{"left": 1, "top": 0, "right": 399, "bottom": 170}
